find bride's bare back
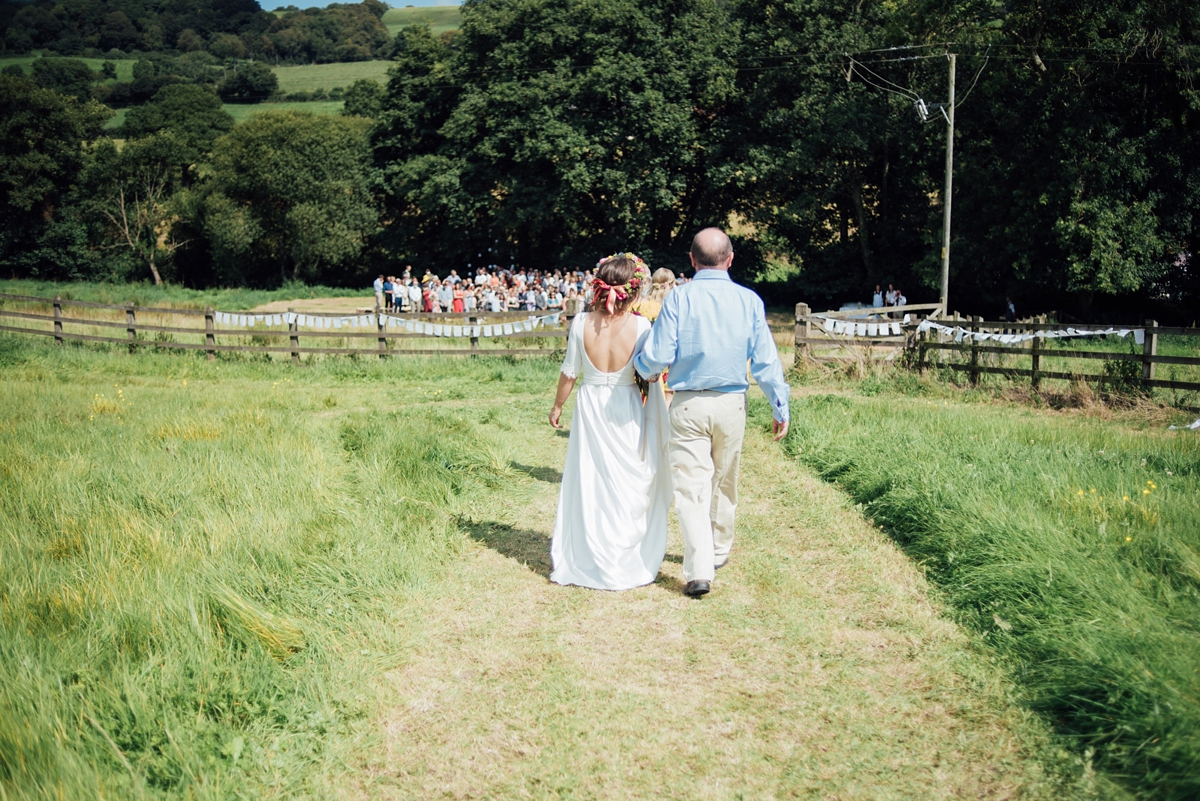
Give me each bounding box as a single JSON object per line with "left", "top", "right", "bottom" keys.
{"left": 582, "top": 311, "right": 638, "bottom": 373}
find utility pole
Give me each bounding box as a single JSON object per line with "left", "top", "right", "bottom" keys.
{"left": 939, "top": 54, "right": 956, "bottom": 313}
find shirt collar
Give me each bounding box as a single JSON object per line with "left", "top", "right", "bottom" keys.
{"left": 693, "top": 269, "right": 732, "bottom": 281}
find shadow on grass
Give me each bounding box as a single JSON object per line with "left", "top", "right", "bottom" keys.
{"left": 458, "top": 518, "right": 552, "bottom": 578}
{"left": 510, "top": 463, "right": 563, "bottom": 484}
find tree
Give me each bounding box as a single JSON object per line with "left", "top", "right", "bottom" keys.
{"left": 341, "top": 78, "right": 383, "bottom": 117}
{"left": 0, "top": 74, "right": 112, "bottom": 274}
{"left": 31, "top": 58, "right": 98, "bottom": 100}
{"left": 218, "top": 61, "right": 277, "bottom": 102}
{"left": 123, "top": 84, "right": 235, "bottom": 160}
{"left": 202, "top": 111, "right": 378, "bottom": 284}
{"left": 374, "top": 0, "right": 739, "bottom": 272}
{"left": 81, "top": 134, "right": 191, "bottom": 285}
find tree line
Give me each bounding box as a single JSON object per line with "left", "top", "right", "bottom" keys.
{"left": 2, "top": 0, "right": 1198, "bottom": 320}
{"left": 1, "top": 0, "right": 391, "bottom": 65}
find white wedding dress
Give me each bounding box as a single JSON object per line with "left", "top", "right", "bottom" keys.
{"left": 550, "top": 313, "right": 671, "bottom": 590}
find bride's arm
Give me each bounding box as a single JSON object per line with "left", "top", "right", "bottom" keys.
{"left": 548, "top": 373, "right": 576, "bottom": 428}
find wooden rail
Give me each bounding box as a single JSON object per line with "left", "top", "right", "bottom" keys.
{"left": 0, "top": 292, "right": 568, "bottom": 361}
{"left": 793, "top": 301, "right": 1200, "bottom": 396}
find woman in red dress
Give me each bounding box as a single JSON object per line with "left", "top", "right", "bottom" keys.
{"left": 452, "top": 284, "right": 465, "bottom": 313}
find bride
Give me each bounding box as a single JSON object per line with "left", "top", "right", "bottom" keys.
{"left": 547, "top": 253, "right": 671, "bottom": 590}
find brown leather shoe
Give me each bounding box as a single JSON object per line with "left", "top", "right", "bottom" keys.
{"left": 684, "top": 580, "right": 710, "bottom": 597}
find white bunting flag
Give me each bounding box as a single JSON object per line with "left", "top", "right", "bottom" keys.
{"left": 333, "top": 317, "right": 343, "bottom": 329}
{"left": 433, "top": 324, "right": 445, "bottom": 337}
{"left": 890, "top": 322, "right": 902, "bottom": 335}
{"left": 867, "top": 323, "right": 878, "bottom": 337}
{"left": 254, "top": 315, "right": 264, "bottom": 324}
{"left": 452, "top": 325, "right": 463, "bottom": 338}
{"left": 483, "top": 325, "right": 494, "bottom": 337}
{"left": 471, "top": 325, "right": 481, "bottom": 337}
{"left": 503, "top": 323, "right": 515, "bottom": 335}
{"left": 855, "top": 322, "right": 867, "bottom": 337}
{"left": 1134, "top": 329, "right": 1145, "bottom": 345}
{"left": 823, "top": 318, "right": 836, "bottom": 333}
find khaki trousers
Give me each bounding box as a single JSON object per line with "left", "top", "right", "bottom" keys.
{"left": 668, "top": 390, "right": 746, "bottom": 582}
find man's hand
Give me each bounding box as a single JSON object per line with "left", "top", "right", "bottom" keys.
{"left": 548, "top": 406, "right": 563, "bottom": 429}
{"left": 772, "top": 418, "right": 789, "bottom": 442}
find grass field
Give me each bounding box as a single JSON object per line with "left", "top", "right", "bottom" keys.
{"left": 0, "top": 329, "right": 1101, "bottom": 798}
{"left": 782, "top": 383, "right": 1200, "bottom": 798}
{"left": 271, "top": 61, "right": 391, "bottom": 94}
{"left": 0, "top": 279, "right": 368, "bottom": 313}
{"left": 382, "top": 5, "right": 462, "bottom": 37}
{"left": 222, "top": 99, "right": 344, "bottom": 122}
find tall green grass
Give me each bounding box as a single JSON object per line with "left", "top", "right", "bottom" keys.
{"left": 773, "top": 392, "right": 1200, "bottom": 798}
{"left": 0, "top": 334, "right": 545, "bottom": 797}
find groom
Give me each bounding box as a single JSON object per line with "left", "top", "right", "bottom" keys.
{"left": 635, "top": 228, "right": 791, "bottom": 598}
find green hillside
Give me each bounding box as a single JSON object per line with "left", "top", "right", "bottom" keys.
{"left": 222, "top": 100, "right": 344, "bottom": 122}
{"left": 272, "top": 60, "right": 391, "bottom": 94}
{"left": 382, "top": 5, "right": 462, "bottom": 37}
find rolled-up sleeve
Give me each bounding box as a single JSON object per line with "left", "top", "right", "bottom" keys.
{"left": 749, "top": 302, "right": 791, "bottom": 423}
{"left": 634, "top": 294, "right": 678, "bottom": 379}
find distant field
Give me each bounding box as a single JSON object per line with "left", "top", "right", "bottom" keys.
{"left": 272, "top": 60, "right": 391, "bottom": 93}
{"left": 383, "top": 5, "right": 462, "bottom": 37}
{"left": 223, "top": 100, "right": 344, "bottom": 121}
{"left": 0, "top": 53, "right": 137, "bottom": 82}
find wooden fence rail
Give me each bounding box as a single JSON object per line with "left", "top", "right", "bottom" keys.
{"left": 0, "top": 292, "right": 569, "bottom": 361}
{"left": 795, "top": 301, "right": 1200, "bottom": 395}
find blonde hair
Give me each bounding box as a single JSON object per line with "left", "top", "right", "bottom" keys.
{"left": 648, "top": 268, "right": 675, "bottom": 302}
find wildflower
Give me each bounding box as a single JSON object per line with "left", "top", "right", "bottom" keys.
{"left": 1077, "top": 490, "right": 1084, "bottom": 496}
{"left": 1126, "top": 536, "right": 1132, "bottom": 542}
{"left": 1143, "top": 489, "right": 1151, "bottom": 495}
{"left": 1123, "top": 496, "right": 1129, "bottom": 501}
{"left": 1090, "top": 489, "right": 1096, "bottom": 493}
{"left": 182, "top": 380, "right": 187, "bottom": 387}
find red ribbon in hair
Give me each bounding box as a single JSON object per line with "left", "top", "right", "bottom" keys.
{"left": 592, "top": 278, "right": 628, "bottom": 314}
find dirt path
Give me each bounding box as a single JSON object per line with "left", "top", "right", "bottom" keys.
{"left": 349, "top": 404, "right": 1064, "bottom": 798}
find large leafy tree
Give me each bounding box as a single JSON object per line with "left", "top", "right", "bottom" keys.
{"left": 200, "top": 111, "right": 378, "bottom": 285}
{"left": 122, "top": 84, "right": 235, "bottom": 164}
{"left": 80, "top": 133, "right": 191, "bottom": 285}
{"left": 0, "top": 73, "right": 111, "bottom": 276}
{"left": 374, "top": 0, "right": 739, "bottom": 273}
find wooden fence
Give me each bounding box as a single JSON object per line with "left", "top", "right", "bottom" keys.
{"left": 0, "top": 292, "right": 568, "bottom": 361}
{"left": 796, "top": 303, "right": 1200, "bottom": 394}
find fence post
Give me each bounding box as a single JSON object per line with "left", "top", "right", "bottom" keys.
{"left": 469, "top": 315, "right": 479, "bottom": 353}
{"left": 377, "top": 310, "right": 387, "bottom": 360}
{"left": 1142, "top": 319, "right": 1158, "bottom": 384}
{"left": 126, "top": 302, "right": 136, "bottom": 353}
{"left": 288, "top": 307, "right": 299, "bottom": 364}
{"left": 1030, "top": 333, "right": 1041, "bottom": 389}
{"left": 969, "top": 315, "right": 981, "bottom": 385}
{"left": 205, "top": 306, "right": 215, "bottom": 361}
{"left": 53, "top": 295, "right": 63, "bottom": 345}
{"left": 794, "top": 302, "right": 809, "bottom": 363}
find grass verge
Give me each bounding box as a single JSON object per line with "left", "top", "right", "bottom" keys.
{"left": 0, "top": 333, "right": 545, "bottom": 798}
{"left": 781, "top": 389, "right": 1200, "bottom": 798}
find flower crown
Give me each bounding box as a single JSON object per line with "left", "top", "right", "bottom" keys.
{"left": 595, "top": 252, "right": 650, "bottom": 293}
{"left": 592, "top": 252, "right": 650, "bottom": 313}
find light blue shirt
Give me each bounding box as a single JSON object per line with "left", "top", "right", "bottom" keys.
{"left": 635, "top": 270, "right": 791, "bottom": 422}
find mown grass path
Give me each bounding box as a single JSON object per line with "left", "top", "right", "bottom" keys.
{"left": 350, "top": 394, "right": 1068, "bottom": 799}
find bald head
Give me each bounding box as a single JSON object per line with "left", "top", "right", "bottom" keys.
{"left": 690, "top": 227, "right": 733, "bottom": 270}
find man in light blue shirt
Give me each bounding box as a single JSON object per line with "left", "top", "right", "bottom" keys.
{"left": 635, "top": 227, "right": 791, "bottom": 597}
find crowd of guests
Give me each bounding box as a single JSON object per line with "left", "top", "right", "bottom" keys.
{"left": 372, "top": 265, "right": 690, "bottom": 316}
